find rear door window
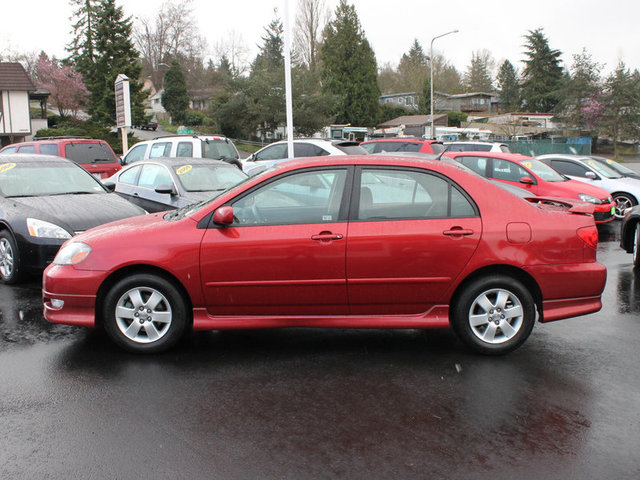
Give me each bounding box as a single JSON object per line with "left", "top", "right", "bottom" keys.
{"left": 17, "top": 145, "right": 36, "bottom": 153}
{"left": 176, "top": 142, "right": 194, "bottom": 157}
{"left": 40, "top": 144, "right": 59, "bottom": 155}
{"left": 65, "top": 142, "right": 117, "bottom": 164}
{"left": 149, "top": 142, "right": 172, "bottom": 158}
{"left": 457, "top": 156, "right": 488, "bottom": 176}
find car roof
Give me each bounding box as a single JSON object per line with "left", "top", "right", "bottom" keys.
{"left": 444, "top": 141, "right": 507, "bottom": 146}
{"left": 0, "top": 153, "right": 75, "bottom": 164}
{"left": 537, "top": 154, "right": 593, "bottom": 162}
{"left": 445, "top": 151, "right": 532, "bottom": 161}
{"left": 362, "top": 138, "right": 439, "bottom": 143}
{"left": 122, "top": 157, "right": 233, "bottom": 167}
{"left": 148, "top": 134, "right": 230, "bottom": 141}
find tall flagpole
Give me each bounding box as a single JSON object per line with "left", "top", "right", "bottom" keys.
{"left": 283, "top": 0, "right": 294, "bottom": 158}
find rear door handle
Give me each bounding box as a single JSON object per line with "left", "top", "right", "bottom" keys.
{"left": 311, "top": 233, "right": 343, "bottom": 241}
{"left": 443, "top": 228, "right": 474, "bottom": 237}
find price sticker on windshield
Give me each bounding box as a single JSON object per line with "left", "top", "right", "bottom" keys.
{"left": 524, "top": 161, "right": 532, "bottom": 169}
{"left": 0, "top": 163, "right": 16, "bottom": 173}
{"left": 176, "top": 165, "right": 192, "bottom": 175}
{"left": 588, "top": 160, "right": 596, "bottom": 167}
{"left": 606, "top": 159, "right": 613, "bottom": 164}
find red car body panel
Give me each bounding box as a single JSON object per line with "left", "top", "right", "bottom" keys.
{"left": 444, "top": 151, "right": 615, "bottom": 223}
{"left": 43, "top": 155, "right": 606, "bottom": 335}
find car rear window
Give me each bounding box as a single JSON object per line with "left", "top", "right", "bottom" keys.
{"left": 40, "top": 144, "right": 59, "bottom": 155}
{"left": 333, "top": 143, "right": 367, "bottom": 154}
{"left": 202, "top": 139, "right": 238, "bottom": 160}
{"left": 65, "top": 142, "right": 117, "bottom": 164}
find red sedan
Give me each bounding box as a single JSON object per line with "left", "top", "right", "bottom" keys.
{"left": 444, "top": 151, "right": 616, "bottom": 223}
{"left": 43, "top": 155, "right": 606, "bottom": 355}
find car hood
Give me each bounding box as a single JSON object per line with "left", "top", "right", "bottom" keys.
{"left": 543, "top": 179, "right": 612, "bottom": 201}
{"left": 14, "top": 193, "right": 146, "bottom": 233}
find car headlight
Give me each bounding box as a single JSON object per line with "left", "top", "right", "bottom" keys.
{"left": 578, "top": 194, "right": 602, "bottom": 204}
{"left": 53, "top": 242, "right": 91, "bottom": 265}
{"left": 27, "top": 218, "right": 72, "bottom": 239}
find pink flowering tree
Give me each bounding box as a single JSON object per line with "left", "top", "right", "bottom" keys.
{"left": 36, "top": 54, "right": 89, "bottom": 118}
{"left": 581, "top": 94, "right": 605, "bottom": 132}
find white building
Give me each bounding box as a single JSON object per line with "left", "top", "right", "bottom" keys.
{"left": 0, "top": 63, "right": 36, "bottom": 146}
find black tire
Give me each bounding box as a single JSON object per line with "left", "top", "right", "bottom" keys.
{"left": 613, "top": 193, "right": 636, "bottom": 219}
{"left": 102, "top": 273, "right": 188, "bottom": 353}
{"left": 451, "top": 275, "right": 536, "bottom": 355}
{"left": 633, "top": 223, "right": 640, "bottom": 268}
{"left": 0, "top": 230, "right": 25, "bottom": 284}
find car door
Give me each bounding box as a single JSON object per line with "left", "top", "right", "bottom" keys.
{"left": 488, "top": 157, "right": 540, "bottom": 195}
{"left": 200, "top": 167, "right": 351, "bottom": 316}
{"left": 548, "top": 159, "right": 596, "bottom": 184}
{"left": 346, "top": 167, "right": 481, "bottom": 315}
{"left": 133, "top": 163, "right": 178, "bottom": 212}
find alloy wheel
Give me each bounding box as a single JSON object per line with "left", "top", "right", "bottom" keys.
{"left": 0, "top": 238, "right": 14, "bottom": 280}
{"left": 467, "top": 288, "right": 524, "bottom": 345}
{"left": 114, "top": 286, "right": 173, "bottom": 344}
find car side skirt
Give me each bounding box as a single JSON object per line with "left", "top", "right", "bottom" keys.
{"left": 191, "top": 306, "right": 451, "bottom": 330}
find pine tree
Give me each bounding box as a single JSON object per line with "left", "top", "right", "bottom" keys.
{"left": 464, "top": 51, "right": 494, "bottom": 92}
{"left": 559, "top": 49, "right": 603, "bottom": 129}
{"left": 521, "top": 28, "right": 563, "bottom": 112}
{"left": 601, "top": 62, "right": 640, "bottom": 157}
{"left": 66, "top": 0, "right": 100, "bottom": 75}
{"left": 162, "top": 60, "right": 190, "bottom": 123}
{"left": 84, "top": 0, "right": 147, "bottom": 125}
{"left": 320, "top": 0, "right": 380, "bottom": 126}
{"left": 496, "top": 60, "right": 520, "bottom": 111}
{"left": 397, "top": 39, "right": 429, "bottom": 93}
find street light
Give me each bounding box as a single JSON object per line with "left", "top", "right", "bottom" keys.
{"left": 430, "top": 29, "right": 458, "bottom": 139}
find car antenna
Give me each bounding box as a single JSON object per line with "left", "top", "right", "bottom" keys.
{"left": 436, "top": 145, "right": 450, "bottom": 161}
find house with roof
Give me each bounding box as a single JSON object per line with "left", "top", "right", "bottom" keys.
{"left": 0, "top": 63, "right": 37, "bottom": 146}
{"left": 379, "top": 91, "right": 500, "bottom": 114}
{"left": 374, "top": 114, "right": 448, "bottom": 138}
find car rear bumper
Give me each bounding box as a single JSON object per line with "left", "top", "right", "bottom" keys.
{"left": 42, "top": 264, "right": 107, "bottom": 327}
{"left": 524, "top": 261, "right": 607, "bottom": 322}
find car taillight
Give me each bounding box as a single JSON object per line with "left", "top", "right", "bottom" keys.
{"left": 577, "top": 226, "right": 598, "bottom": 248}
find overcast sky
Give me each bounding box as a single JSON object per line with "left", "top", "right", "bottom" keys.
{"left": 2, "top": 0, "right": 639, "bottom": 77}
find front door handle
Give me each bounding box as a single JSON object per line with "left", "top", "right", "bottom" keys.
{"left": 443, "top": 227, "right": 474, "bottom": 237}
{"left": 311, "top": 232, "right": 343, "bottom": 241}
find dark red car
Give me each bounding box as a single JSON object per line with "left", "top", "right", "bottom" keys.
{"left": 0, "top": 137, "right": 122, "bottom": 179}
{"left": 43, "top": 155, "right": 606, "bottom": 355}
{"left": 445, "top": 151, "right": 616, "bottom": 223}
{"left": 360, "top": 138, "right": 444, "bottom": 154}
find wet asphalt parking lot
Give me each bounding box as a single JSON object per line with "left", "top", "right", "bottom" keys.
{"left": 1, "top": 223, "right": 639, "bottom": 479}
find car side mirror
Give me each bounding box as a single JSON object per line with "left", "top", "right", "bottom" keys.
{"left": 155, "top": 184, "right": 176, "bottom": 195}
{"left": 519, "top": 176, "right": 535, "bottom": 185}
{"left": 246, "top": 154, "right": 255, "bottom": 162}
{"left": 213, "top": 206, "right": 234, "bottom": 225}
{"left": 103, "top": 180, "right": 116, "bottom": 192}
{"left": 585, "top": 171, "right": 598, "bottom": 180}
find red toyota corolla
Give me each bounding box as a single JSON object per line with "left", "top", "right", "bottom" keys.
{"left": 43, "top": 155, "right": 607, "bottom": 355}
{"left": 444, "top": 151, "right": 616, "bottom": 223}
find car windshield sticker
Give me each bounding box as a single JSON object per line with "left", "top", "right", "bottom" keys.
{"left": 0, "top": 163, "right": 16, "bottom": 173}
{"left": 524, "top": 161, "right": 532, "bottom": 169}
{"left": 322, "top": 215, "right": 332, "bottom": 221}
{"left": 177, "top": 165, "right": 192, "bottom": 175}
{"left": 606, "top": 159, "right": 613, "bottom": 164}
{"left": 588, "top": 160, "right": 596, "bottom": 167}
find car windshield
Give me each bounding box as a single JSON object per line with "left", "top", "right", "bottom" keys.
{"left": 173, "top": 163, "right": 247, "bottom": 192}
{"left": 0, "top": 161, "right": 107, "bottom": 197}
{"left": 521, "top": 158, "right": 566, "bottom": 182}
{"left": 334, "top": 143, "right": 368, "bottom": 154}
{"left": 584, "top": 158, "right": 623, "bottom": 179}
{"left": 592, "top": 157, "right": 636, "bottom": 175}
{"left": 201, "top": 139, "right": 238, "bottom": 160}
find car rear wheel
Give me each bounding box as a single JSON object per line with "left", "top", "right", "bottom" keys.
{"left": 102, "top": 274, "right": 188, "bottom": 353}
{"left": 0, "top": 231, "right": 24, "bottom": 284}
{"left": 613, "top": 193, "right": 636, "bottom": 219}
{"left": 452, "top": 275, "right": 535, "bottom": 355}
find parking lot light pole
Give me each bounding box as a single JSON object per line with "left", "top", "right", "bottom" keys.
{"left": 430, "top": 29, "right": 458, "bottom": 139}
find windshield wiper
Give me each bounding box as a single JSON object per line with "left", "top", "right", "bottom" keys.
{"left": 49, "top": 191, "right": 97, "bottom": 196}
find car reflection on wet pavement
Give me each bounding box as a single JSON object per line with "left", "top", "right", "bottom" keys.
{"left": 0, "top": 221, "right": 639, "bottom": 479}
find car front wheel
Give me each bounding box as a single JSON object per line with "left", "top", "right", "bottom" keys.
{"left": 452, "top": 275, "right": 536, "bottom": 355}
{"left": 0, "top": 231, "right": 24, "bottom": 284}
{"left": 102, "top": 274, "right": 188, "bottom": 353}
{"left": 613, "top": 193, "right": 636, "bottom": 219}
{"left": 633, "top": 223, "right": 640, "bottom": 268}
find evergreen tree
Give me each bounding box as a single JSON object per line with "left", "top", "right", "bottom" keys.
{"left": 84, "top": 0, "right": 147, "bottom": 125}
{"left": 397, "top": 39, "right": 429, "bottom": 93}
{"left": 601, "top": 61, "right": 640, "bottom": 157}
{"left": 464, "top": 50, "right": 494, "bottom": 92}
{"left": 320, "top": 0, "right": 380, "bottom": 126}
{"left": 559, "top": 49, "right": 603, "bottom": 129}
{"left": 66, "top": 0, "right": 100, "bottom": 75}
{"left": 521, "top": 28, "right": 563, "bottom": 112}
{"left": 496, "top": 59, "right": 520, "bottom": 111}
{"left": 162, "top": 60, "right": 190, "bottom": 123}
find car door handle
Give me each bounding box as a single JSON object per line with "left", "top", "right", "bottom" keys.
{"left": 443, "top": 228, "right": 474, "bottom": 237}
{"left": 311, "top": 232, "right": 343, "bottom": 241}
